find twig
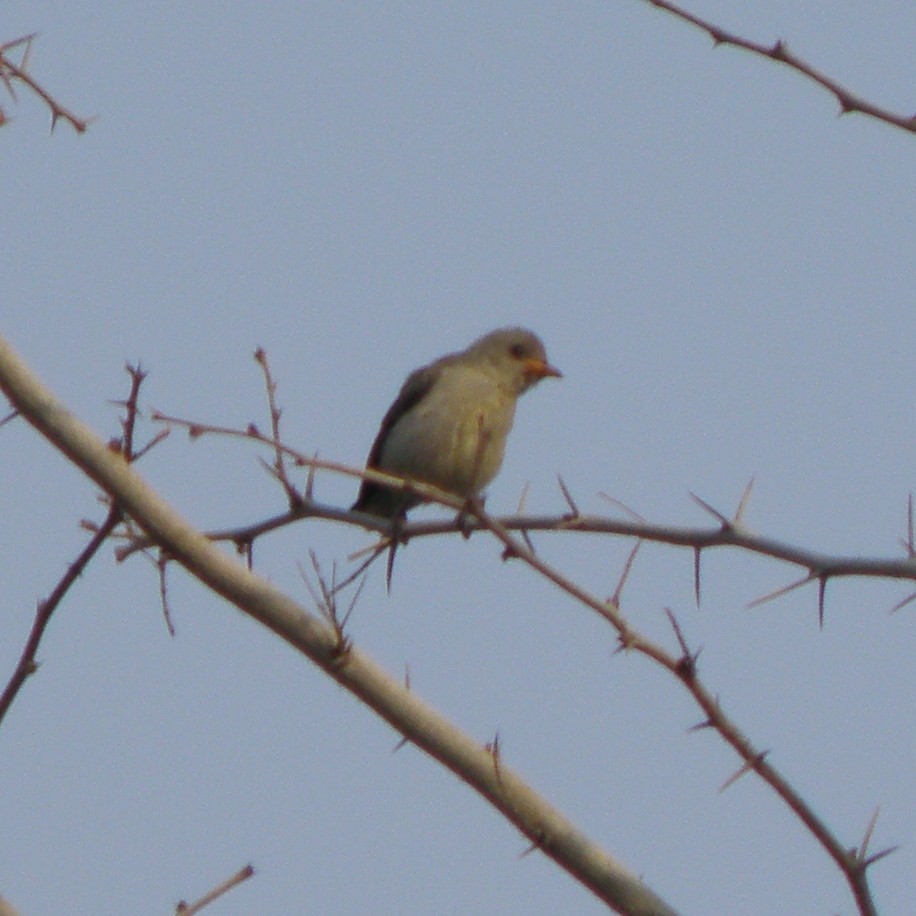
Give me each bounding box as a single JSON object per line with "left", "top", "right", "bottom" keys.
{"left": 465, "top": 500, "right": 880, "bottom": 916}
{"left": 175, "top": 863, "right": 255, "bottom": 916}
{"left": 0, "top": 33, "right": 91, "bottom": 133}
{"left": 642, "top": 0, "right": 916, "bottom": 135}
{"left": 253, "top": 348, "right": 302, "bottom": 508}
{"left": 0, "top": 504, "right": 121, "bottom": 726}
{"left": 0, "top": 365, "right": 153, "bottom": 723}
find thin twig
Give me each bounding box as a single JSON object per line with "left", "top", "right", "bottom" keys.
{"left": 465, "top": 500, "right": 879, "bottom": 916}
{"left": 0, "top": 33, "right": 91, "bottom": 133}
{"left": 0, "top": 365, "right": 153, "bottom": 722}
{"left": 175, "top": 863, "right": 255, "bottom": 916}
{"left": 642, "top": 0, "right": 916, "bottom": 135}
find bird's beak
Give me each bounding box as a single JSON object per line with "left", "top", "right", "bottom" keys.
{"left": 524, "top": 357, "right": 562, "bottom": 380}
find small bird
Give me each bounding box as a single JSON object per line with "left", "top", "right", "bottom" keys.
{"left": 352, "top": 327, "right": 561, "bottom": 520}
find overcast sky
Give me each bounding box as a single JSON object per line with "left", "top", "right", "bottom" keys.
{"left": 3, "top": 3, "right": 915, "bottom": 914}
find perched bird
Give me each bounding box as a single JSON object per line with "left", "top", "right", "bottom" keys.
{"left": 352, "top": 327, "right": 561, "bottom": 519}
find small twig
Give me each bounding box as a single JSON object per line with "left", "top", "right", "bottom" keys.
{"left": 0, "top": 505, "right": 121, "bottom": 726}
{"left": 253, "top": 348, "right": 302, "bottom": 508}
{"left": 175, "top": 863, "right": 255, "bottom": 916}
{"left": 642, "top": 0, "right": 916, "bottom": 135}
{"left": 157, "top": 551, "right": 176, "bottom": 637}
{"left": 609, "top": 540, "right": 642, "bottom": 607}
{"left": 0, "top": 33, "right": 91, "bottom": 133}
{"left": 0, "top": 364, "right": 152, "bottom": 722}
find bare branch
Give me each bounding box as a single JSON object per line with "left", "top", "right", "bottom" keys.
{"left": 642, "top": 0, "right": 916, "bottom": 135}
{"left": 175, "top": 863, "right": 255, "bottom": 916}
{"left": 0, "top": 335, "right": 684, "bottom": 915}
{"left": 253, "top": 347, "right": 302, "bottom": 508}
{"left": 0, "top": 33, "right": 91, "bottom": 133}
{"left": 0, "top": 363, "right": 152, "bottom": 723}
{"left": 0, "top": 504, "right": 121, "bottom": 726}
{"left": 463, "top": 501, "right": 879, "bottom": 916}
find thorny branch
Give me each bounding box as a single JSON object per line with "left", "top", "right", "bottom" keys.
{"left": 138, "top": 411, "right": 916, "bottom": 613}
{"left": 0, "top": 34, "right": 90, "bottom": 133}
{"left": 2, "top": 349, "right": 900, "bottom": 915}
{"left": 0, "top": 334, "right": 682, "bottom": 916}
{"left": 0, "top": 364, "right": 158, "bottom": 725}
{"left": 146, "top": 396, "right": 901, "bottom": 914}
{"left": 461, "top": 500, "right": 882, "bottom": 916}
{"left": 642, "top": 0, "right": 916, "bottom": 135}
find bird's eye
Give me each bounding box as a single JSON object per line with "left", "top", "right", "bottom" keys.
{"left": 509, "top": 343, "right": 526, "bottom": 359}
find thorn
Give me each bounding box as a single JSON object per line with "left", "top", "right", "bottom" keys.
{"left": 556, "top": 474, "right": 579, "bottom": 518}
{"left": 515, "top": 482, "right": 530, "bottom": 514}
{"left": 694, "top": 546, "right": 702, "bottom": 608}
{"left": 888, "top": 591, "right": 916, "bottom": 615}
{"left": 690, "top": 492, "right": 731, "bottom": 527}
{"left": 597, "top": 492, "right": 647, "bottom": 523}
{"left": 385, "top": 538, "right": 398, "bottom": 593}
{"left": 305, "top": 452, "right": 317, "bottom": 500}
{"left": 818, "top": 574, "right": 827, "bottom": 629}
{"left": 687, "top": 718, "right": 714, "bottom": 733}
{"left": 746, "top": 572, "right": 815, "bottom": 610}
{"left": 519, "top": 840, "right": 539, "bottom": 859}
{"left": 392, "top": 736, "right": 408, "bottom": 753}
{"left": 857, "top": 807, "right": 880, "bottom": 861}
{"left": 610, "top": 540, "right": 642, "bottom": 607}
{"left": 862, "top": 845, "right": 900, "bottom": 869}
{"left": 907, "top": 494, "right": 915, "bottom": 557}
{"left": 734, "top": 476, "right": 755, "bottom": 525}
{"left": 719, "top": 751, "right": 769, "bottom": 793}
{"left": 664, "top": 608, "right": 700, "bottom": 680}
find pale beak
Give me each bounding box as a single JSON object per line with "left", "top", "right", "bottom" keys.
{"left": 523, "top": 357, "right": 563, "bottom": 380}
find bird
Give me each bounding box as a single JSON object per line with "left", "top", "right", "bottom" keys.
{"left": 352, "top": 327, "right": 561, "bottom": 520}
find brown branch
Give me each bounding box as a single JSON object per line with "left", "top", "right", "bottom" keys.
{"left": 0, "top": 504, "right": 121, "bottom": 726}
{"left": 643, "top": 0, "right": 916, "bottom": 135}
{"left": 1, "top": 334, "right": 682, "bottom": 916}
{"left": 252, "top": 347, "right": 302, "bottom": 508}
{"left": 0, "top": 365, "right": 153, "bottom": 724}
{"left": 0, "top": 34, "right": 90, "bottom": 133}
{"left": 175, "top": 864, "right": 255, "bottom": 916}
{"left": 466, "top": 501, "right": 879, "bottom": 916}
{"left": 145, "top": 411, "right": 916, "bottom": 602}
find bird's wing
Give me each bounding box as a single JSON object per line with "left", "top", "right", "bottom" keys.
{"left": 352, "top": 358, "right": 450, "bottom": 514}
{"left": 365, "top": 360, "right": 444, "bottom": 468}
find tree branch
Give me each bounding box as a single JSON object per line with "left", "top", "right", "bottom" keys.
{"left": 0, "top": 335, "right": 681, "bottom": 916}
{"left": 0, "top": 34, "right": 90, "bottom": 133}
{"left": 642, "top": 0, "right": 916, "bottom": 135}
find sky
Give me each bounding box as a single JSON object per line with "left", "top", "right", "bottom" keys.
{"left": 2, "top": 2, "right": 915, "bottom": 914}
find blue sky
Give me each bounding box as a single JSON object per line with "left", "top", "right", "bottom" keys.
{"left": 3, "top": 3, "right": 915, "bottom": 914}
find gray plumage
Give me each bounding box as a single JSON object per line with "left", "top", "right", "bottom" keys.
{"left": 352, "top": 327, "right": 561, "bottom": 519}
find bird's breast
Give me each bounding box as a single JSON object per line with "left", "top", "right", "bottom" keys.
{"left": 378, "top": 371, "right": 517, "bottom": 498}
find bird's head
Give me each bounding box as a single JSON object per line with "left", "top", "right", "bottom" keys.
{"left": 467, "top": 327, "right": 562, "bottom": 394}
